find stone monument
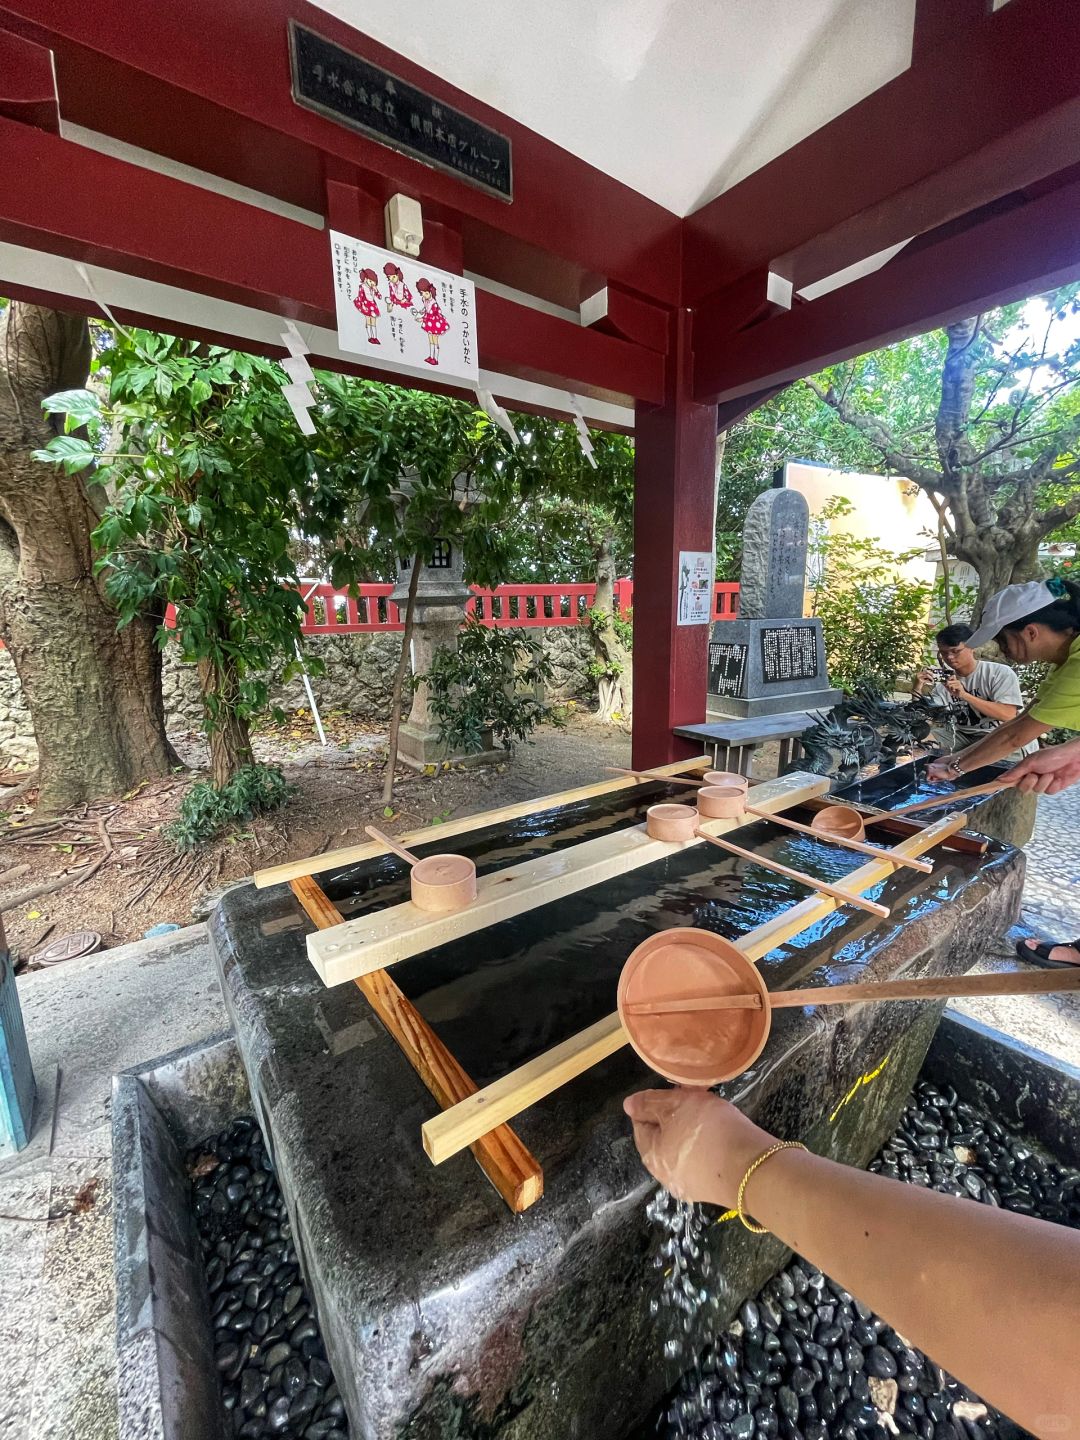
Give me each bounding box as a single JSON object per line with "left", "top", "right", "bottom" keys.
{"left": 390, "top": 538, "right": 471, "bottom": 768}
{"left": 707, "top": 486, "right": 841, "bottom": 718}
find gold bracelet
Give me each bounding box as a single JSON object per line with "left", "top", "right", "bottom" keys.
{"left": 736, "top": 1141, "right": 808, "bottom": 1234}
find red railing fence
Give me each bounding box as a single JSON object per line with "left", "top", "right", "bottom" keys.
{"left": 164, "top": 579, "right": 740, "bottom": 635}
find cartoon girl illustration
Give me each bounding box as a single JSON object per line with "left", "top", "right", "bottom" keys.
{"left": 352, "top": 268, "right": 382, "bottom": 344}
{"left": 413, "top": 277, "right": 450, "bottom": 365}
{"left": 382, "top": 261, "right": 413, "bottom": 312}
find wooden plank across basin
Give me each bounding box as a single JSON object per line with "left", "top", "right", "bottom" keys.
{"left": 305, "top": 773, "right": 832, "bottom": 987}
{"left": 290, "top": 874, "right": 544, "bottom": 1213}
{"left": 420, "top": 810, "right": 968, "bottom": 1166}
{"left": 254, "top": 754, "right": 715, "bottom": 889}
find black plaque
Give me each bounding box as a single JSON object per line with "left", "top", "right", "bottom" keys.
{"left": 760, "top": 625, "right": 819, "bottom": 684}
{"left": 708, "top": 641, "right": 749, "bottom": 699}
{"left": 289, "top": 22, "right": 513, "bottom": 201}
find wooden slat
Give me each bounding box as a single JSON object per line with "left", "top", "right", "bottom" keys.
{"left": 254, "top": 755, "right": 714, "bottom": 888}
{"left": 420, "top": 811, "right": 968, "bottom": 1166}
{"left": 306, "top": 774, "right": 831, "bottom": 987}
{"left": 289, "top": 876, "right": 544, "bottom": 1213}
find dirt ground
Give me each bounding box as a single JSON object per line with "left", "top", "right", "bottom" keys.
{"left": 0, "top": 709, "right": 633, "bottom": 967}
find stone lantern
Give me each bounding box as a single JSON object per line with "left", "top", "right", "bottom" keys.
{"left": 389, "top": 538, "right": 471, "bottom": 768}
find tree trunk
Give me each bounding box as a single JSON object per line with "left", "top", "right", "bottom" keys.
{"left": 591, "top": 534, "right": 632, "bottom": 722}
{"left": 382, "top": 553, "right": 423, "bottom": 805}
{"left": 0, "top": 302, "right": 176, "bottom": 813}
{"left": 195, "top": 652, "right": 253, "bottom": 787}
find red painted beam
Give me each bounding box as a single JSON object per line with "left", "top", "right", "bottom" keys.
{"left": 684, "top": 0, "right": 1080, "bottom": 302}
{"left": 0, "top": 24, "right": 58, "bottom": 131}
{"left": 0, "top": 118, "right": 664, "bottom": 404}
{"left": 693, "top": 175, "right": 1080, "bottom": 405}
{"left": 581, "top": 285, "right": 670, "bottom": 354}
{"left": 912, "top": 0, "right": 988, "bottom": 64}
{"left": 0, "top": 0, "right": 682, "bottom": 307}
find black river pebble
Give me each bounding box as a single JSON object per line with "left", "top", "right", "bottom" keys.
{"left": 188, "top": 1115, "right": 350, "bottom": 1438}
{"left": 645, "top": 1077, "right": 1078, "bottom": 1439}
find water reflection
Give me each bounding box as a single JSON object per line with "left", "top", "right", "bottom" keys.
{"left": 307, "top": 762, "right": 1001, "bottom": 1087}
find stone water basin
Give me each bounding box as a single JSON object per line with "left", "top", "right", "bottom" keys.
{"left": 208, "top": 765, "right": 1024, "bottom": 1439}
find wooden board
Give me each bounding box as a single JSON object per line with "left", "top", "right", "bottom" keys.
{"left": 254, "top": 755, "right": 713, "bottom": 889}
{"left": 306, "top": 773, "right": 831, "bottom": 987}
{"left": 289, "top": 875, "right": 544, "bottom": 1213}
{"left": 420, "top": 810, "right": 968, "bottom": 1166}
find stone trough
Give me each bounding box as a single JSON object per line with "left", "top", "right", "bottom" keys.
{"left": 197, "top": 762, "right": 1025, "bottom": 1439}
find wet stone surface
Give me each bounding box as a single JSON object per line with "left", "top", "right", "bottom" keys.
{"left": 638, "top": 1079, "right": 1080, "bottom": 1440}
{"left": 188, "top": 1116, "right": 349, "bottom": 1440}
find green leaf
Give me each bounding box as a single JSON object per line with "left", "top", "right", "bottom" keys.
{"left": 33, "top": 434, "right": 97, "bottom": 474}
{"left": 41, "top": 388, "right": 101, "bottom": 425}
{"left": 190, "top": 377, "right": 213, "bottom": 406}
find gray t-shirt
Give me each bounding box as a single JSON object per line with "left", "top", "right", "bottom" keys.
{"left": 930, "top": 660, "right": 1039, "bottom": 756}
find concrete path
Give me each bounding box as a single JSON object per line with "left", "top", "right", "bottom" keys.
{"left": 0, "top": 925, "right": 227, "bottom": 1440}
{"left": 949, "top": 782, "right": 1080, "bottom": 1070}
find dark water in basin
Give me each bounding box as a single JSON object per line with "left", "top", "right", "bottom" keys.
{"left": 318, "top": 762, "right": 1000, "bottom": 1086}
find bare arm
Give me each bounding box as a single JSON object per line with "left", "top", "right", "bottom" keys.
{"left": 625, "top": 1090, "right": 1080, "bottom": 1436}
{"left": 999, "top": 736, "right": 1080, "bottom": 794}
{"left": 927, "top": 709, "right": 1047, "bottom": 779}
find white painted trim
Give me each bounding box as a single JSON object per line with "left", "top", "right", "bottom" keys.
{"left": 465, "top": 271, "right": 581, "bottom": 326}
{"left": 0, "top": 241, "right": 633, "bottom": 429}
{"left": 58, "top": 122, "right": 326, "bottom": 230}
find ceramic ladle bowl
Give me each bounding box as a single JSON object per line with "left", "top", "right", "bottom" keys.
{"left": 618, "top": 928, "right": 1080, "bottom": 1087}
{"left": 365, "top": 825, "right": 477, "bottom": 913}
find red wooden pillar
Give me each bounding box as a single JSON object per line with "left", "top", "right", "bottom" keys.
{"left": 631, "top": 310, "right": 717, "bottom": 768}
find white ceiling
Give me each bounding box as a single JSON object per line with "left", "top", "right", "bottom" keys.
{"left": 310, "top": 0, "right": 916, "bottom": 216}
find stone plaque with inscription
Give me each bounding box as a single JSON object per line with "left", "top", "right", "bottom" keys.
{"left": 707, "top": 641, "right": 749, "bottom": 699}
{"left": 738, "top": 488, "right": 809, "bottom": 620}
{"left": 707, "top": 473, "right": 840, "bottom": 718}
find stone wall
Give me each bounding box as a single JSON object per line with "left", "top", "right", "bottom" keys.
{"left": 0, "top": 625, "right": 596, "bottom": 765}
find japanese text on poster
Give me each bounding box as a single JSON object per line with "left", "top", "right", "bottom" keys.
{"left": 330, "top": 231, "right": 479, "bottom": 385}
{"left": 677, "top": 551, "right": 714, "bottom": 627}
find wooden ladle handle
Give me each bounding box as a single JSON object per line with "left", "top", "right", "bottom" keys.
{"left": 890, "top": 781, "right": 1005, "bottom": 817}
{"left": 605, "top": 766, "right": 704, "bottom": 788}
{"left": 364, "top": 825, "right": 421, "bottom": 866}
{"left": 627, "top": 966, "right": 1080, "bottom": 1016}
{"left": 694, "top": 829, "right": 890, "bottom": 918}
{"left": 743, "top": 805, "right": 932, "bottom": 874}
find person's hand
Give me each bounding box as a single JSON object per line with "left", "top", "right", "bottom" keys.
{"left": 944, "top": 676, "right": 966, "bottom": 700}
{"left": 624, "top": 1089, "right": 775, "bottom": 1208}
{"left": 913, "top": 668, "right": 935, "bottom": 695}
{"left": 999, "top": 739, "right": 1080, "bottom": 795}
{"left": 926, "top": 753, "right": 961, "bottom": 783}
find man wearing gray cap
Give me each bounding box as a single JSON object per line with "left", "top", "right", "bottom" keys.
{"left": 926, "top": 577, "right": 1080, "bottom": 968}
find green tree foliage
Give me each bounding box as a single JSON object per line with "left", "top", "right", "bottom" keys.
{"left": 424, "top": 619, "right": 553, "bottom": 755}
{"left": 716, "top": 386, "right": 870, "bottom": 579}
{"left": 802, "top": 287, "right": 1080, "bottom": 619}
{"left": 809, "top": 499, "right": 932, "bottom": 694}
{"left": 36, "top": 331, "right": 371, "bottom": 787}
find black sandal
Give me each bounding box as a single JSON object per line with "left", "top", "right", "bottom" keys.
{"left": 1014, "top": 937, "right": 1080, "bottom": 970}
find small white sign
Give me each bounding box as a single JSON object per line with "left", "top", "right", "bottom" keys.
{"left": 677, "top": 551, "right": 714, "bottom": 626}
{"left": 329, "top": 230, "right": 478, "bottom": 384}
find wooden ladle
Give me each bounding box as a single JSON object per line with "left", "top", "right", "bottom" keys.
{"left": 743, "top": 804, "right": 932, "bottom": 874}
{"left": 617, "top": 928, "right": 1080, "bottom": 1086}
{"left": 889, "top": 781, "right": 1006, "bottom": 817}
{"left": 694, "top": 829, "right": 890, "bottom": 918}
{"left": 364, "top": 825, "right": 477, "bottom": 913}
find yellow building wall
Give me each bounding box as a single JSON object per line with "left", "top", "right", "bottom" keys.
{"left": 783, "top": 460, "right": 939, "bottom": 598}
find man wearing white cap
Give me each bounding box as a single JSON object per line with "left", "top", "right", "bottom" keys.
{"left": 926, "top": 576, "right": 1080, "bottom": 967}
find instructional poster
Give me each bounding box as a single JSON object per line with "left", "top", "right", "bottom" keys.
{"left": 329, "top": 230, "right": 479, "bottom": 384}
{"left": 677, "top": 550, "right": 714, "bottom": 626}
